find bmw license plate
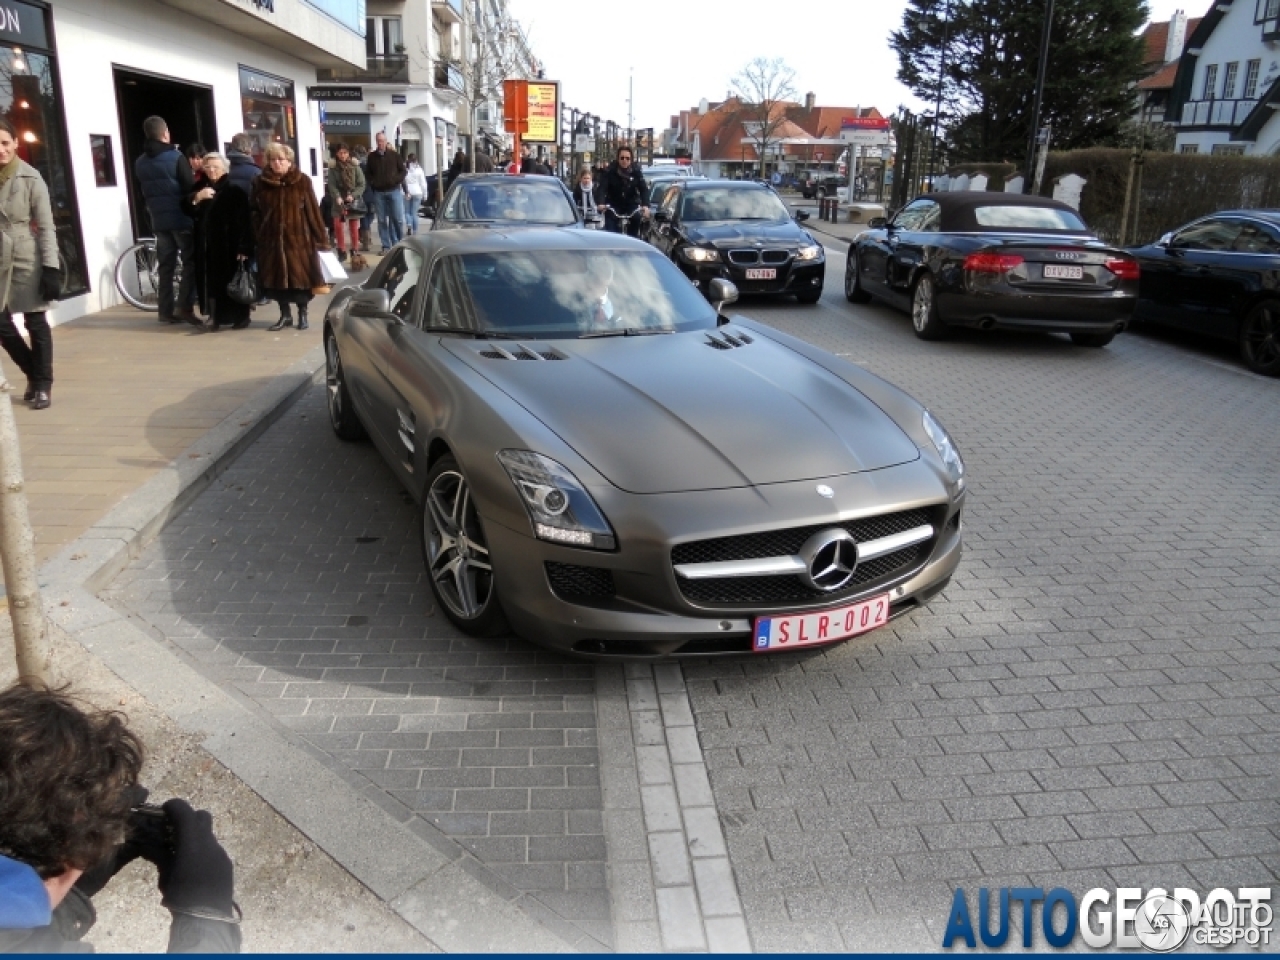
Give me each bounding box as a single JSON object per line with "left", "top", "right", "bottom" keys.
{"left": 1043, "top": 264, "right": 1084, "bottom": 280}
{"left": 753, "top": 594, "right": 891, "bottom": 652}
{"left": 745, "top": 268, "right": 777, "bottom": 280}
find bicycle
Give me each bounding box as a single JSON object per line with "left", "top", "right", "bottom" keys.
{"left": 114, "top": 238, "right": 183, "bottom": 312}
{"left": 601, "top": 205, "right": 649, "bottom": 238}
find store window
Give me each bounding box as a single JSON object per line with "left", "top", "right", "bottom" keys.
{"left": 238, "top": 66, "right": 297, "bottom": 168}
{"left": 0, "top": 0, "right": 88, "bottom": 299}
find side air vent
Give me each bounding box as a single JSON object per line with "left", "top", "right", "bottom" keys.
{"left": 474, "top": 343, "right": 567, "bottom": 361}
{"left": 704, "top": 329, "right": 755, "bottom": 351}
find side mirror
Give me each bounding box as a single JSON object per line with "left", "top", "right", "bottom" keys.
{"left": 348, "top": 288, "right": 392, "bottom": 318}
{"left": 868, "top": 216, "right": 888, "bottom": 229}
{"left": 653, "top": 209, "right": 670, "bottom": 222}
{"left": 1157, "top": 232, "right": 1172, "bottom": 247}
{"left": 708, "top": 278, "right": 738, "bottom": 322}
{"left": 794, "top": 210, "right": 810, "bottom": 222}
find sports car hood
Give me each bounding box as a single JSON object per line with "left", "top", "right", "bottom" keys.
{"left": 446, "top": 331, "right": 919, "bottom": 494}
{"left": 685, "top": 219, "right": 812, "bottom": 249}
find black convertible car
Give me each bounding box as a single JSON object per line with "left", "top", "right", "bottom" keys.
{"left": 1127, "top": 210, "right": 1280, "bottom": 376}
{"left": 648, "top": 180, "right": 825, "bottom": 303}
{"left": 846, "top": 193, "right": 1140, "bottom": 346}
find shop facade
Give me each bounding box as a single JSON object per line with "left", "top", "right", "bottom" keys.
{"left": 37, "top": 0, "right": 363, "bottom": 323}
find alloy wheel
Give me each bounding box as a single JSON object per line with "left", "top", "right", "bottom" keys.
{"left": 424, "top": 470, "right": 494, "bottom": 621}
{"left": 1242, "top": 301, "right": 1280, "bottom": 374}
{"left": 912, "top": 275, "right": 934, "bottom": 333}
{"left": 326, "top": 335, "right": 345, "bottom": 428}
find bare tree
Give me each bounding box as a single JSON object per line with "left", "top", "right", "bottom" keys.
{"left": 730, "top": 57, "right": 799, "bottom": 177}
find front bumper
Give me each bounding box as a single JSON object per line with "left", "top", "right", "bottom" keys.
{"left": 483, "top": 460, "right": 963, "bottom": 657}
{"left": 684, "top": 257, "right": 825, "bottom": 297}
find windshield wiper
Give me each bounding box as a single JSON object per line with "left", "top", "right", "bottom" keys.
{"left": 579, "top": 327, "right": 675, "bottom": 339}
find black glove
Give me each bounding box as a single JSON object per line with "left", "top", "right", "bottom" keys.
{"left": 73, "top": 786, "right": 150, "bottom": 898}
{"left": 154, "top": 798, "right": 235, "bottom": 916}
{"left": 40, "top": 266, "right": 61, "bottom": 302}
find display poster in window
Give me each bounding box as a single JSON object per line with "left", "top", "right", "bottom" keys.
{"left": 524, "top": 81, "right": 559, "bottom": 144}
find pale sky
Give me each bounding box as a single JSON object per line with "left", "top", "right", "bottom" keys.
{"left": 505, "top": 0, "right": 1207, "bottom": 133}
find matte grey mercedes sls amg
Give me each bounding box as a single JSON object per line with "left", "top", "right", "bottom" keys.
{"left": 323, "top": 228, "right": 965, "bottom": 657}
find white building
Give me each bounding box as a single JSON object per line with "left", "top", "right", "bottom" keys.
{"left": 22, "top": 0, "right": 365, "bottom": 324}
{"left": 1168, "top": 0, "right": 1280, "bottom": 155}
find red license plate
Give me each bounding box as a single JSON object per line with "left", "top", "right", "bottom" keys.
{"left": 745, "top": 268, "right": 777, "bottom": 280}
{"left": 753, "top": 594, "right": 891, "bottom": 652}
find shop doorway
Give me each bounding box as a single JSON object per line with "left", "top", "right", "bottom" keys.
{"left": 113, "top": 67, "right": 217, "bottom": 238}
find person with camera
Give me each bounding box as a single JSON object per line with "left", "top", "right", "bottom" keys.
{"left": 0, "top": 684, "right": 241, "bottom": 953}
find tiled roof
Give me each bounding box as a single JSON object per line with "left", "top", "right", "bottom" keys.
{"left": 1140, "top": 16, "right": 1201, "bottom": 72}
{"left": 1138, "top": 60, "right": 1180, "bottom": 91}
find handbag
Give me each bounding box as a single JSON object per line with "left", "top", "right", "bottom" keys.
{"left": 225, "top": 261, "right": 260, "bottom": 306}
{"left": 343, "top": 198, "right": 367, "bottom": 218}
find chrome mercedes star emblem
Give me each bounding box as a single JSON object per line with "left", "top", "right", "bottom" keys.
{"left": 816, "top": 484, "right": 834, "bottom": 499}
{"left": 799, "top": 528, "right": 859, "bottom": 592}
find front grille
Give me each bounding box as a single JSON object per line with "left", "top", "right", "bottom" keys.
{"left": 546, "top": 562, "right": 615, "bottom": 600}
{"left": 677, "top": 544, "right": 926, "bottom": 606}
{"left": 672, "top": 508, "right": 937, "bottom": 608}
{"left": 727, "top": 249, "right": 760, "bottom": 265}
{"left": 761, "top": 249, "right": 790, "bottom": 265}
{"left": 672, "top": 508, "right": 933, "bottom": 565}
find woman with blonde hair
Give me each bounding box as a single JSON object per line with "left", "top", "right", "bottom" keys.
{"left": 250, "top": 142, "right": 329, "bottom": 331}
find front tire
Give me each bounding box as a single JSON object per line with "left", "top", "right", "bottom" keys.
{"left": 420, "top": 455, "right": 509, "bottom": 637}
{"left": 911, "top": 272, "right": 948, "bottom": 341}
{"left": 1070, "top": 330, "right": 1116, "bottom": 348}
{"left": 325, "top": 330, "right": 367, "bottom": 441}
{"left": 845, "top": 250, "right": 871, "bottom": 303}
{"left": 1239, "top": 299, "right": 1280, "bottom": 375}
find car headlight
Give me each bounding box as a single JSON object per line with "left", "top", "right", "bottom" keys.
{"left": 681, "top": 246, "right": 720, "bottom": 262}
{"left": 496, "top": 450, "right": 616, "bottom": 550}
{"left": 796, "top": 244, "right": 823, "bottom": 261}
{"left": 922, "top": 411, "right": 965, "bottom": 495}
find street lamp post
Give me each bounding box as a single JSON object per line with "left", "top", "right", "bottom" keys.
{"left": 1023, "top": 0, "right": 1055, "bottom": 194}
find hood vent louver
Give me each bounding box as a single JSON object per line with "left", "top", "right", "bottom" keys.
{"left": 475, "top": 343, "right": 566, "bottom": 361}
{"left": 705, "top": 329, "right": 754, "bottom": 351}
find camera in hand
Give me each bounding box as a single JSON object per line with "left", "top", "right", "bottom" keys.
{"left": 128, "top": 802, "right": 175, "bottom": 861}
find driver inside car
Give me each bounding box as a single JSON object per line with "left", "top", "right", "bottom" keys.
{"left": 581, "top": 260, "right": 619, "bottom": 332}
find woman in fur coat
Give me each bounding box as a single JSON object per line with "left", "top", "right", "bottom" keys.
{"left": 251, "top": 143, "right": 329, "bottom": 331}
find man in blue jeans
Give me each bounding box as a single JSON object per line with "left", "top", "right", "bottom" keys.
{"left": 133, "top": 116, "right": 197, "bottom": 324}
{"left": 364, "top": 131, "right": 407, "bottom": 251}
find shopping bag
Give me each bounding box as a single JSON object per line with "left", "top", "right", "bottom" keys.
{"left": 318, "top": 249, "right": 348, "bottom": 283}
{"left": 225, "top": 261, "right": 260, "bottom": 306}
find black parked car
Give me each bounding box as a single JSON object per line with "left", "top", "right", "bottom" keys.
{"left": 427, "top": 173, "right": 581, "bottom": 230}
{"left": 801, "top": 174, "right": 847, "bottom": 200}
{"left": 845, "top": 193, "right": 1140, "bottom": 346}
{"left": 1127, "top": 210, "right": 1280, "bottom": 375}
{"left": 649, "top": 180, "right": 825, "bottom": 303}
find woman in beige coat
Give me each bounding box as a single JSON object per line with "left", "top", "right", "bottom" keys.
{"left": 0, "top": 118, "right": 60, "bottom": 409}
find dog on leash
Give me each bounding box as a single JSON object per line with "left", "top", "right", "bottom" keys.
{"left": 348, "top": 253, "right": 369, "bottom": 273}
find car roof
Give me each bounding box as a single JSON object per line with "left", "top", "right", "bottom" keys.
{"left": 905, "top": 191, "right": 1081, "bottom": 214}
{"left": 1201, "top": 208, "right": 1280, "bottom": 225}
{"left": 405, "top": 226, "right": 653, "bottom": 257}
{"left": 451, "top": 173, "right": 564, "bottom": 185}
{"left": 680, "top": 179, "right": 773, "bottom": 192}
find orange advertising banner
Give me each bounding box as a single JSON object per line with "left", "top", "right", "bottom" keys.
{"left": 503, "top": 78, "right": 528, "bottom": 133}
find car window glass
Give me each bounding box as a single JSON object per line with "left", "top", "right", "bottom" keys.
{"left": 442, "top": 179, "right": 576, "bottom": 224}
{"left": 892, "top": 200, "right": 931, "bottom": 231}
{"left": 915, "top": 201, "right": 941, "bottom": 232}
{"left": 1173, "top": 219, "right": 1241, "bottom": 251}
{"left": 679, "top": 187, "right": 789, "bottom": 221}
{"left": 425, "top": 256, "right": 479, "bottom": 331}
{"left": 378, "top": 249, "right": 423, "bottom": 322}
{"left": 662, "top": 186, "right": 680, "bottom": 218}
{"left": 971, "top": 205, "right": 1088, "bottom": 231}
{"left": 1232, "top": 223, "right": 1280, "bottom": 254}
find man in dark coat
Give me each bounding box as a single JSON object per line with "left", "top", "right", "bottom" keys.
{"left": 133, "top": 115, "right": 197, "bottom": 324}
{"left": 364, "top": 131, "right": 407, "bottom": 251}
{"left": 0, "top": 685, "right": 241, "bottom": 953}
{"left": 225, "top": 133, "right": 262, "bottom": 196}
{"left": 600, "top": 146, "right": 649, "bottom": 236}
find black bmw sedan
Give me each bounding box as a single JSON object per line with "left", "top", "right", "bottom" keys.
{"left": 846, "top": 193, "right": 1140, "bottom": 346}
{"left": 1127, "top": 210, "right": 1280, "bottom": 376}
{"left": 648, "top": 180, "right": 825, "bottom": 303}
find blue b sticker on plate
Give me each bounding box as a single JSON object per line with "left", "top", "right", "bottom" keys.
{"left": 755, "top": 620, "right": 772, "bottom": 649}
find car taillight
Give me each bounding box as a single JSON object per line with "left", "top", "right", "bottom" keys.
{"left": 1105, "top": 257, "right": 1140, "bottom": 280}
{"left": 963, "top": 252, "right": 1025, "bottom": 273}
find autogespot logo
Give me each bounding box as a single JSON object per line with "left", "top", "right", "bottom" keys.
{"left": 942, "top": 886, "right": 1273, "bottom": 951}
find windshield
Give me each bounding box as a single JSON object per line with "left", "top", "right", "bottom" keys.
{"left": 681, "top": 187, "right": 790, "bottom": 222}
{"left": 442, "top": 179, "right": 577, "bottom": 225}
{"left": 973, "top": 205, "right": 1087, "bottom": 232}
{"left": 428, "top": 249, "right": 719, "bottom": 339}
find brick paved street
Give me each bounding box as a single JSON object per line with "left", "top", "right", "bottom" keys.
{"left": 103, "top": 249, "right": 1280, "bottom": 951}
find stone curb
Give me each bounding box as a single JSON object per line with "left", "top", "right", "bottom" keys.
{"left": 34, "top": 347, "right": 578, "bottom": 953}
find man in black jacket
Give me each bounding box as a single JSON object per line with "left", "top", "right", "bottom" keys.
{"left": 225, "top": 133, "right": 261, "bottom": 197}
{"left": 600, "top": 146, "right": 649, "bottom": 236}
{"left": 0, "top": 685, "right": 241, "bottom": 953}
{"left": 364, "top": 131, "right": 407, "bottom": 251}
{"left": 133, "top": 116, "right": 197, "bottom": 324}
